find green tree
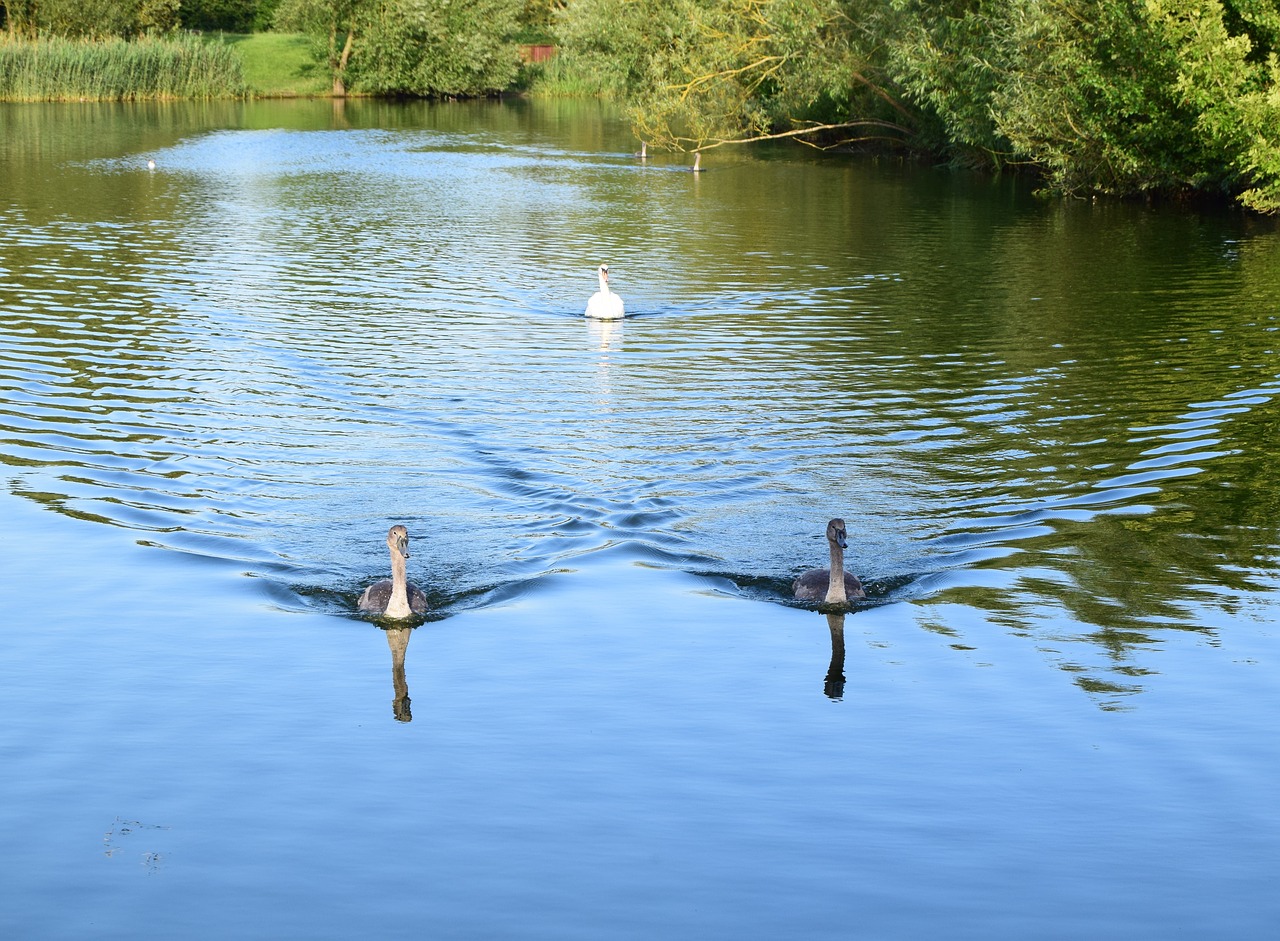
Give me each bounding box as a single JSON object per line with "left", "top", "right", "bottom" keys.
{"left": 139, "top": 0, "right": 182, "bottom": 33}
{"left": 352, "top": 0, "right": 522, "bottom": 96}
{"left": 32, "top": 0, "right": 140, "bottom": 38}
{"left": 277, "top": 0, "right": 521, "bottom": 97}
{"left": 182, "top": 0, "right": 282, "bottom": 31}
{"left": 993, "top": 0, "right": 1280, "bottom": 209}
{"left": 556, "top": 0, "right": 910, "bottom": 152}
{"left": 275, "top": 0, "right": 362, "bottom": 95}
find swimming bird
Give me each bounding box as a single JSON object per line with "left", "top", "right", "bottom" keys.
{"left": 792, "top": 518, "right": 866, "bottom": 605}
{"left": 585, "top": 264, "right": 625, "bottom": 319}
{"left": 358, "top": 524, "right": 429, "bottom": 619}
{"left": 147, "top": 158, "right": 156, "bottom": 171}
{"left": 691, "top": 152, "right": 702, "bottom": 172}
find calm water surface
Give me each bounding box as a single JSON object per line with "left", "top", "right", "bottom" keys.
{"left": 2, "top": 98, "right": 1279, "bottom": 939}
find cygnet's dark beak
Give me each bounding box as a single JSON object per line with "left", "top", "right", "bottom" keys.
{"left": 397, "top": 535, "right": 410, "bottom": 558}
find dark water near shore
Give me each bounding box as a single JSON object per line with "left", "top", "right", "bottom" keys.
{"left": 2, "top": 97, "right": 1279, "bottom": 939}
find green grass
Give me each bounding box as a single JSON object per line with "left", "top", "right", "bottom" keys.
{"left": 0, "top": 35, "right": 246, "bottom": 101}
{"left": 525, "top": 53, "right": 622, "bottom": 99}
{"left": 210, "top": 32, "right": 330, "bottom": 98}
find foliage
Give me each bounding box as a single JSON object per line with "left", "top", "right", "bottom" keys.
{"left": 352, "top": 0, "right": 522, "bottom": 96}
{"left": 274, "top": 0, "right": 362, "bottom": 94}
{"left": 551, "top": 0, "right": 1280, "bottom": 211}
{"left": 992, "top": 0, "right": 1280, "bottom": 209}
{"left": 0, "top": 33, "right": 245, "bottom": 99}
{"left": 878, "top": 0, "right": 1017, "bottom": 161}
{"left": 181, "top": 0, "right": 282, "bottom": 32}
{"left": 554, "top": 0, "right": 908, "bottom": 151}
{"left": 276, "top": 0, "right": 522, "bottom": 97}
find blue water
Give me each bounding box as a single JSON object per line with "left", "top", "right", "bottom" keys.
{"left": 1, "top": 98, "right": 1279, "bottom": 939}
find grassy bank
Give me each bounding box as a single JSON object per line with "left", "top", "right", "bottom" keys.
{"left": 210, "top": 33, "right": 329, "bottom": 98}
{"left": 0, "top": 35, "right": 245, "bottom": 101}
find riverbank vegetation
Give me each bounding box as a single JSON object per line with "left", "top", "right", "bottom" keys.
{"left": 552, "top": 0, "right": 1280, "bottom": 212}
{"left": 272, "top": 0, "right": 525, "bottom": 98}
{"left": 4, "top": 0, "right": 1280, "bottom": 211}
{"left": 0, "top": 33, "right": 244, "bottom": 100}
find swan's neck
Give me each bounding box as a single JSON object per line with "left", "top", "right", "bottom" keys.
{"left": 825, "top": 539, "right": 847, "bottom": 604}
{"left": 386, "top": 548, "right": 411, "bottom": 619}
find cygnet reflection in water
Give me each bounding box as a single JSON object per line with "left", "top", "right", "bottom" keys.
{"left": 585, "top": 264, "right": 625, "bottom": 320}
{"left": 792, "top": 518, "right": 866, "bottom": 606}
{"left": 384, "top": 624, "right": 414, "bottom": 722}
{"left": 358, "top": 524, "right": 429, "bottom": 619}
{"left": 824, "top": 612, "right": 846, "bottom": 701}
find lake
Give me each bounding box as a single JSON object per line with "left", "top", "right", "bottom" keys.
{"left": 2, "top": 97, "right": 1278, "bottom": 940}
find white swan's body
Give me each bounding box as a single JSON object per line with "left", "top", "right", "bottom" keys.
{"left": 793, "top": 518, "right": 866, "bottom": 605}
{"left": 585, "top": 264, "right": 625, "bottom": 320}
{"left": 358, "top": 524, "right": 429, "bottom": 619}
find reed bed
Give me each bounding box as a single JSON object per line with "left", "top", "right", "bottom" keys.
{"left": 525, "top": 53, "right": 623, "bottom": 99}
{"left": 0, "top": 35, "right": 246, "bottom": 101}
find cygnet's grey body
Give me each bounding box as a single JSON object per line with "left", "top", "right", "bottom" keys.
{"left": 358, "top": 524, "right": 429, "bottom": 618}
{"left": 792, "top": 517, "right": 866, "bottom": 604}
{"left": 585, "top": 264, "right": 625, "bottom": 319}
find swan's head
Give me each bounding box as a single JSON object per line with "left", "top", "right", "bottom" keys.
{"left": 386, "top": 524, "right": 411, "bottom": 559}
{"left": 597, "top": 264, "right": 610, "bottom": 282}
{"left": 825, "top": 518, "right": 848, "bottom": 549}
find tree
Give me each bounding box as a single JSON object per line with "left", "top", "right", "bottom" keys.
{"left": 555, "top": 0, "right": 911, "bottom": 152}
{"left": 30, "top": 0, "right": 140, "bottom": 38}
{"left": 277, "top": 0, "right": 521, "bottom": 97}
{"left": 139, "top": 0, "right": 182, "bottom": 34}
{"left": 993, "top": 0, "right": 1280, "bottom": 209}
{"left": 552, "top": 0, "right": 1280, "bottom": 211}
{"left": 181, "top": 1, "right": 282, "bottom": 32}
{"left": 275, "top": 0, "right": 362, "bottom": 96}
{"left": 352, "top": 0, "right": 522, "bottom": 96}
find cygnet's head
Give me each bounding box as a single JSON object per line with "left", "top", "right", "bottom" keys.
{"left": 386, "top": 524, "right": 410, "bottom": 558}
{"left": 826, "top": 518, "right": 848, "bottom": 549}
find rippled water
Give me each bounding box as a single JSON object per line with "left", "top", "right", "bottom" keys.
{"left": 3, "top": 98, "right": 1280, "bottom": 939}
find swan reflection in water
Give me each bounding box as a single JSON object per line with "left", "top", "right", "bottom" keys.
{"left": 823, "top": 612, "right": 847, "bottom": 701}
{"left": 587, "top": 314, "right": 622, "bottom": 352}
{"left": 383, "top": 623, "right": 415, "bottom": 722}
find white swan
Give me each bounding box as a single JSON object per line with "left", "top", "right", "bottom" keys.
{"left": 585, "top": 264, "right": 625, "bottom": 320}
{"left": 358, "top": 524, "right": 429, "bottom": 618}
{"left": 792, "top": 518, "right": 866, "bottom": 605}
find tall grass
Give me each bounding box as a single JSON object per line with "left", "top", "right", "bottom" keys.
{"left": 0, "top": 35, "right": 246, "bottom": 101}
{"left": 525, "top": 53, "right": 624, "bottom": 99}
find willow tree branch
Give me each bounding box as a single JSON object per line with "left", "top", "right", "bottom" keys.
{"left": 679, "top": 120, "right": 914, "bottom": 152}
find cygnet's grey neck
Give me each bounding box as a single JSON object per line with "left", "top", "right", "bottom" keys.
{"left": 385, "top": 546, "right": 412, "bottom": 619}
{"left": 825, "top": 537, "right": 847, "bottom": 604}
